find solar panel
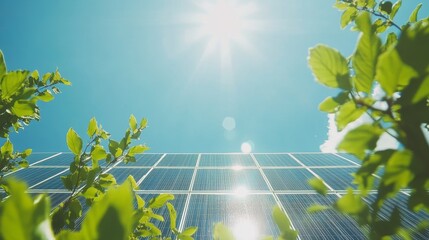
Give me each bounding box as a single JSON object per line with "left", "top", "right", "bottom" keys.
{"left": 199, "top": 154, "right": 255, "bottom": 167}
{"left": 184, "top": 194, "right": 279, "bottom": 239}
{"left": 193, "top": 169, "right": 269, "bottom": 191}
{"left": 6, "top": 152, "right": 423, "bottom": 239}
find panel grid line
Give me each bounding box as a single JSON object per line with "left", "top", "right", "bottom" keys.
{"left": 178, "top": 153, "right": 201, "bottom": 232}
{"left": 4, "top": 152, "right": 62, "bottom": 177}
{"left": 251, "top": 153, "right": 302, "bottom": 240}
{"left": 135, "top": 154, "right": 166, "bottom": 186}
{"left": 30, "top": 168, "right": 69, "bottom": 189}
{"left": 332, "top": 153, "right": 360, "bottom": 166}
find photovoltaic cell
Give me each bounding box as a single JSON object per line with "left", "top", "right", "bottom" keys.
{"left": 193, "top": 169, "right": 269, "bottom": 191}
{"left": 184, "top": 194, "right": 279, "bottom": 239}
{"left": 364, "top": 193, "right": 429, "bottom": 239}
{"left": 138, "top": 193, "right": 188, "bottom": 237}
{"left": 107, "top": 168, "right": 149, "bottom": 184}
{"left": 277, "top": 194, "right": 366, "bottom": 239}
{"left": 139, "top": 169, "right": 193, "bottom": 190}
{"left": 117, "top": 154, "right": 163, "bottom": 167}
{"left": 263, "top": 169, "right": 316, "bottom": 190}
{"left": 292, "top": 153, "right": 357, "bottom": 166}
{"left": 32, "top": 170, "right": 70, "bottom": 189}
{"left": 5, "top": 167, "right": 67, "bottom": 187}
{"left": 26, "top": 153, "right": 59, "bottom": 164}
{"left": 199, "top": 154, "right": 255, "bottom": 167}
{"left": 34, "top": 153, "right": 75, "bottom": 166}
{"left": 336, "top": 153, "right": 362, "bottom": 165}
{"left": 157, "top": 154, "right": 198, "bottom": 167}
{"left": 311, "top": 168, "right": 367, "bottom": 190}
{"left": 254, "top": 154, "right": 301, "bottom": 167}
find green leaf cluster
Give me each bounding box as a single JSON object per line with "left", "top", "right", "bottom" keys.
{"left": 308, "top": 1, "right": 429, "bottom": 238}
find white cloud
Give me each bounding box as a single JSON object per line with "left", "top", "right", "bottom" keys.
{"left": 320, "top": 85, "right": 399, "bottom": 153}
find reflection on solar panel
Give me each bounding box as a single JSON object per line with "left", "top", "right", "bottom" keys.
{"left": 1, "top": 152, "right": 426, "bottom": 239}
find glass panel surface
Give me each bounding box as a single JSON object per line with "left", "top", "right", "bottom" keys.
{"left": 311, "top": 167, "right": 379, "bottom": 190}
{"left": 29, "top": 193, "right": 70, "bottom": 208}
{"left": 193, "top": 169, "right": 269, "bottom": 191}
{"left": 34, "top": 153, "right": 75, "bottom": 166}
{"left": 199, "top": 154, "right": 255, "bottom": 167}
{"left": 364, "top": 193, "right": 429, "bottom": 239}
{"left": 26, "top": 153, "right": 59, "bottom": 164}
{"left": 32, "top": 170, "right": 70, "bottom": 189}
{"left": 107, "top": 168, "right": 149, "bottom": 184}
{"left": 292, "top": 153, "right": 356, "bottom": 166}
{"left": 254, "top": 154, "right": 300, "bottom": 167}
{"left": 185, "top": 194, "right": 279, "bottom": 239}
{"left": 157, "top": 154, "right": 198, "bottom": 167}
{"left": 336, "top": 153, "right": 362, "bottom": 165}
{"left": 6, "top": 167, "right": 66, "bottom": 187}
{"left": 117, "top": 154, "right": 163, "bottom": 167}
{"left": 263, "top": 169, "right": 315, "bottom": 190}
{"left": 278, "top": 194, "right": 365, "bottom": 239}
{"left": 139, "top": 169, "right": 193, "bottom": 190}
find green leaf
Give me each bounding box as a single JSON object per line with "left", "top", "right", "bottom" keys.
{"left": 375, "top": 48, "right": 418, "bottom": 96}
{"left": 126, "top": 175, "right": 139, "bottom": 190}
{"left": 382, "top": 150, "right": 413, "bottom": 192}
{"left": 411, "top": 75, "right": 429, "bottom": 104}
{"left": 12, "top": 100, "right": 36, "bottom": 117}
{"left": 333, "top": 1, "right": 349, "bottom": 10}
{"left": 337, "top": 124, "right": 383, "bottom": 159}
{"left": 335, "top": 101, "right": 366, "bottom": 131}
{"left": 0, "top": 50, "right": 6, "bottom": 78}
{"left": 353, "top": 17, "right": 381, "bottom": 93}
{"left": 37, "top": 90, "right": 54, "bottom": 102}
{"left": 341, "top": 7, "right": 358, "bottom": 28}
{"left": 79, "top": 181, "right": 134, "bottom": 240}
{"left": 0, "top": 180, "right": 34, "bottom": 240}
{"left": 91, "top": 145, "right": 107, "bottom": 161}
{"left": 390, "top": 0, "right": 401, "bottom": 19}
{"left": 66, "top": 128, "right": 83, "bottom": 155}
{"left": 307, "top": 204, "right": 330, "bottom": 213}
{"left": 140, "top": 118, "right": 148, "bottom": 129}
{"left": 148, "top": 193, "right": 174, "bottom": 209}
{"left": 166, "top": 202, "right": 177, "bottom": 231}
{"left": 273, "top": 206, "right": 292, "bottom": 232}
{"left": 213, "top": 223, "right": 235, "bottom": 240}
{"left": 128, "top": 145, "right": 149, "bottom": 157}
{"left": 409, "top": 3, "right": 422, "bottom": 23}
{"left": 1, "top": 139, "right": 13, "bottom": 154}
{"left": 129, "top": 114, "right": 137, "bottom": 131}
{"left": 355, "top": 12, "right": 372, "bottom": 34}
{"left": 181, "top": 226, "right": 198, "bottom": 236}
{"left": 308, "top": 177, "right": 328, "bottom": 195}
{"left": 319, "top": 91, "right": 349, "bottom": 113}
{"left": 108, "top": 140, "right": 122, "bottom": 158}
{"left": 1, "top": 70, "right": 29, "bottom": 99}
{"left": 87, "top": 117, "right": 98, "bottom": 137}
{"left": 335, "top": 188, "right": 366, "bottom": 214}
{"left": 308, "top": 45, "right": 351, "bottom": 90}
{"left": 99, "top": 173, "right": 117, "bottom": 188}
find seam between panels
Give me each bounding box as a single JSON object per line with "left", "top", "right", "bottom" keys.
{"left": 178, "top": 153, "right": 201, "bottom": 232}
{"left": 29, "top": 168, "right": 69, "bottom": 189}
{"left": 288, "top": 153, "right": 340, "bottom": 197}
{"left": 332, "top": 153, "right": 361, "bottom": 166}
{"left": 135, "top": 153, "right": 166, "bottom": 186}
{"left": 251, "top": 153, "right": 302, "bottom": 240}
{"left": 4, "top": 152, "right": 63, "bottom": 177}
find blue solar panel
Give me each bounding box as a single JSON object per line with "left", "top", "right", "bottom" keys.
{"left": 26, "top": 153, "right": 59, "bottom": 164}
{"left": 263, "top": 169, "right": 316, "bottom": 190}
{"left": 117, "top": 154, "right": 163, "bottom": 167}
{"left": 277, "top": 194, "right": 366, "bottom": 239}
{"left": 311, "top": 167, "right": 379, "bottom": 190}
{"left": 33, "top": 153, "right": 75, "bottom": 166}
{"left": 32, "top": 170, "right": 70, "bottom": 189}
{"left": 29, "top": 193, "right": 70, "bottom": 208}
{"left": 107, "top": 168, "right": 149, "bottom": 184}
{"left": 199, "top": 154, "right": 255, "bottom": 167}
{"left": 254, "top": 154, "right": 301, "bottom": 167}
{"left": 193, "top": 169, "right": 269, "bottom": 191}
{"left": 292, "top": 153, "right": 357, "bottom": 166}
{"left": 157, "top": 154, "right": 198, "bottom": 167}
{"left": 5, "top": 167, "right": 67, "bottom": 187}
{"left": 336, "top": 153, "right": 362, "bottom": 164}
{"left": 139, "top": 169, "right": 193, "bottom": 190}
{"left": 184, "top": 194, "right": 279, "bottom": 239}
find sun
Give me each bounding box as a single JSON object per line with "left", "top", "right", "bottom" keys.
{"left": 185, "top": 0, "right": 261, "bottom": 73}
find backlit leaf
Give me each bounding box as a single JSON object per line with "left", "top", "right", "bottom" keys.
{"left": 87, "top": 117, "right": 98, "bottom": 137}
{"left": 307, "top": 204, "right": 330, "bottom": 213}
{"left": 319, "top": 91, "right": 349, "bottom": 113}
{"left": 335, "top": 101, "right": 366, "bottom": 131}
{"left": 37, "top": 90, "right": 54, "bottom": 102}
{"left": 149, "top": 194, "right": 174, "bottom": 209}
{"left": 335, "top": 188, "right": 366, "bottom": 214}
{"left": 12, "top": 100, "right": 36, "bottom": 117}
{"left": 1, "top": 71, "right": 29, "bottom": 99}
{"left": 308, "top": 177, "right": 328, "bottom": 195}
{"left": 213, "top": 223, "right": 235, "bottom": 240}
{"left": 181, "top": 226, "right": 198, "bottom": 236}
{"left": 128, "top": 145, "right": 149, "bottom": 157}
{"left": 341, "top": 7, "right": 358, "bottom": 28}
{"left": 337, "top": 124, "right": 382, "bottom": 159}
{"left": 129, "top": 114, "right": 137, "bottom": 131}
{"left": 0, "top": 50, "right": 6, "bottom": 78}
{"left": 409, "top": 3, "right": 422, "bottom": 23}
{"left": 166, "top": 202, "right": 177, "bottom": 231}
{"left": 390, "top": 0, "right": 402, "bottom": 19}
{"left": 66, "top": 128, "right": 83, "bottom": 155}
{"left": 91, "top": 145, "right": 107, "bottom": 161}
{"left": 308, "top": 45, "right": 351, "bottom": 90}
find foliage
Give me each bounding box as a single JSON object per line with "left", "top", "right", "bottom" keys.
{"left": 0, "top": 50, "right": 69, "bottom": 178}
{"left": 308, "top": 0, "right": 429, "bottom": 238}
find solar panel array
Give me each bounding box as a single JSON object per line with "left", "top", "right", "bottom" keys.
{"left": 3, "top": 152, "right": 428, "bottom": 239}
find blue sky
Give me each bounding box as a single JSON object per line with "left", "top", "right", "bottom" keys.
{"left": 1, "top": 0, "right": 427, "bottom": 153}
